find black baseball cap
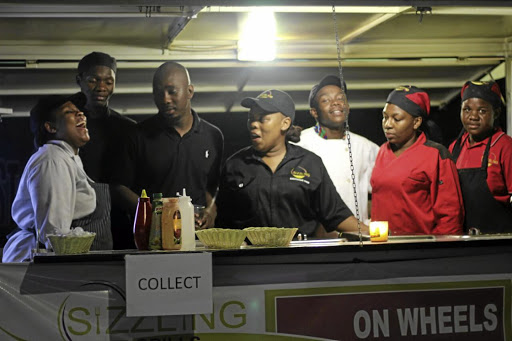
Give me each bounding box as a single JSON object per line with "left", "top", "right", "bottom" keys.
{"left": 30, "top": 92, "right": 86, "bottom": 135}
{"left": 309, "top": 75, "right": 348, "bottom": 107}
{"left": 241, "top": 89, "right": 295, "bottom": 121}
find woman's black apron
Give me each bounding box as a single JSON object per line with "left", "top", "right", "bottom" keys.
{"left": 451, "top": 133, "right": 512, "bottom": 233}
{"left": 71, "top": 182, "right": 113, "bottom": 250}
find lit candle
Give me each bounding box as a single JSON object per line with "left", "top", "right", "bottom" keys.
{"left": 370, "top": 221, "right": 389, "bottom": 242}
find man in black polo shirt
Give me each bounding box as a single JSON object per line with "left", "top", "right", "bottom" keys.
{"left": 112, "top": 61, "right": 224, "bottom": 245}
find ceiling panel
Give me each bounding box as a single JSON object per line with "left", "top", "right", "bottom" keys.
{"left": 0, "top": 2, "right": 510, "bottom": 119}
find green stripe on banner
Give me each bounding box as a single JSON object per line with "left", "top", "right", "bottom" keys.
{"left": 0, "top": 325, "right": 27, "bottom": 341}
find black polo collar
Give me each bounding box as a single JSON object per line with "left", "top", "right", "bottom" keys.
{"left": 245, "top": 142, "right": 306, "bottom": 162}
{"left": 155, "top": 109, "right": 202, "bottom": 135}
{"left": 190, "top": 109, "right": 202, "bottom": 134}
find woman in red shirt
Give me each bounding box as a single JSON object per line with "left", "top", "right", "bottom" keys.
{"left": 449, "top": 81, "right": 512, "bottom": 233}
{"left": 371, "top": 86, "right": 464, "bottom": 235}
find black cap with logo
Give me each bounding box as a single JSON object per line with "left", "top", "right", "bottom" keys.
{"left": 241, "top": 89, "right": 295, "bottom": 121}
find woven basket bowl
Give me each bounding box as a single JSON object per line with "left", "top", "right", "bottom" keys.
{"left": 244, "top": 227, "right": 298, "bottom": 247}
{"left": 47, "top": 233, "right": 96, "bottom": 255}
{"left": 195, "top": 228, "right": 247, "bottom": 249}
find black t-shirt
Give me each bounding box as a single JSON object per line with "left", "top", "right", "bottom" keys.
{"left": 79, "top": 108, "right": 137, "bottom": 183}
{"left": 216, "top": 143, "right": 353, "bottom": 236}
{"left": 113, "top": 110, "right": 224, "bottom": 206}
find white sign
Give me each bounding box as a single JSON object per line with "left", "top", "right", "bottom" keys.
{"left": 125, "top": 252, "right": 213, "bottom": 317}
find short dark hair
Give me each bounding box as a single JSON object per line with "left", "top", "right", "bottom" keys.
{"left": 78, "top": 51, "right": 117, "bottom": 75}
{"left": 286, "top": 125, "right": 302, "bottom": 143}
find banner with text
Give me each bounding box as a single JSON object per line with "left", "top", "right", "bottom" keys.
{"left": 0, "top": 263, "right": 510, "bottom": 340}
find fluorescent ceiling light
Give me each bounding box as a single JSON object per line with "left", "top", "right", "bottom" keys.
{"left": 238, "top": 8, "right": 276, "bottom": 62}
{"left": 206, "top": 6, "right": 409, "bottom": 14}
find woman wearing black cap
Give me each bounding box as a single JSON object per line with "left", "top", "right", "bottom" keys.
{"left": 370, "top": 86, "right": 464, "bottom": 235}
{"left": 2, "top": 94, "right": 112, "bottom": 262}
{"left": 216, "top": 89, "right": 367, "bottom": 237}
{"left": 449, "top": 81, "right": 512, "bottom": 233}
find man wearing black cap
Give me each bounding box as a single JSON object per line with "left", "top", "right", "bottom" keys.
{"left": 216, "top": 89, "right": 368, "bottom": 237}
{"left": 296, "top": 75, "right": 379, "bottom": 228}
{"left": 76, "top": 51, "right": 136, "bottom": 183}
{"left": 3, "top": 93, "right": 112, "bottom": 262}
{"left": 111, "top": 61, "right": 224, "bottom": 241}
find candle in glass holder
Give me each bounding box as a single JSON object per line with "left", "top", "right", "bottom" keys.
{"left": 370, "top": 221, "right": 389, "bottom": 242}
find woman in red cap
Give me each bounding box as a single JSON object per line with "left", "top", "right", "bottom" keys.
{"left": 449, "top": 81, "right": 512, "bottom": 233}
{"left": 371, "top": 86, "right": 464, "bottom": 235}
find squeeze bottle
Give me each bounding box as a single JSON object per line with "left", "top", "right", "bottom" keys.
{"left": 133, "top": 189, "right": 152, "bottom": 250}
{"left": 177, "top": 188, "right": 195, "bottom": 251}
{"left": 148, "top": 193, "right": 163, "bottom": 250}
{"left": 161, "top": 198, "right": 180, "bottom": 250}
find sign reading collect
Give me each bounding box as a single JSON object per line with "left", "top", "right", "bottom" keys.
{"left": 125, "top": 253, "right": 213, "bottom": 317}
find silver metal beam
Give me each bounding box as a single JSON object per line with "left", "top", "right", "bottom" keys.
{"left": 0, "top": 5, "right": 203, "bottom": 18}
{"left": 438, "top": 66, "right": 497, "bottom": 109}
{"left": 412, "top": 7, "right": 512, "bottom": 15}
{"left": 164, "top": 7, "right": 204, "bottom": 47}
{"left": 3, "top": 4, "right": 511, "bottom": 17}
{"left": 5, "top": 99, "right": 446, "bottom": 118}
{"left": 0, "top": 39, "right": 506, "bottom": 62}
{"left": 0, "top": 58, "right": 500, "bottom": 70}
{"left": 0, "top": 79, "right": 492, "bottom": 96}
{"left": 340, "top": 9, "right": 411, "bottom": 44}
{"left": 2, "top": 1, "right": 511, "bottom": 6}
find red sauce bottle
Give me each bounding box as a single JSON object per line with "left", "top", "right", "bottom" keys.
{"left": 133, "top": 189, "right": 152, "bottom": 250}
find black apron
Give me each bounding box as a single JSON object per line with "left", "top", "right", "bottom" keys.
{"left": 452, "top": 133, "right": 512, "bottom": 233}
{"left": 71, "top": 182, "right": 113, "bottom": 250}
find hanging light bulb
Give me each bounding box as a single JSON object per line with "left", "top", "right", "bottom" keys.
{"left": 237, "top": 8, "right": 276, "bottom": 62}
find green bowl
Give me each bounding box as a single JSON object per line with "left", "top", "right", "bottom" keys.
{"left": 244, "top": 227, "right": 298, "bottom": 247}
{"left": 47, "top": 233, "right": 96, "bottom": 255}
{"left": 195, "top": 228, "right": 247, "bottom": 249}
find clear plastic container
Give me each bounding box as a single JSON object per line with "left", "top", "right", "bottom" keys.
{"left": 177, "top": 188, "right": 195, "bottom": 251}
